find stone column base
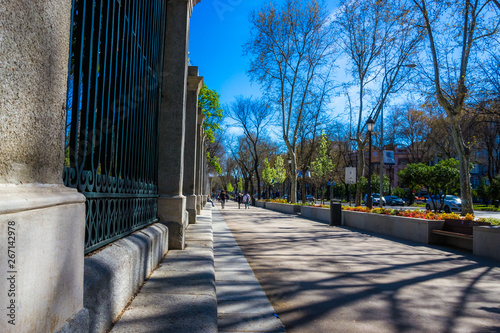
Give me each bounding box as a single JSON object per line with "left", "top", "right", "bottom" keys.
{"left": 158, "top": 195, "right": 187, "bottom": 250}
{"left": 186, "top": 194, "right": 198, "bottom": 225}
{"left": 0, "top": 185, "right": 86, "bottom": 333}
{"left": 196, "top": 195, "right": 203, "bottom": 215}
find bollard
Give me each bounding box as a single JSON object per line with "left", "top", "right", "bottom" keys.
{"left": 330, "top": 200, "right": 342, "bottom": 226}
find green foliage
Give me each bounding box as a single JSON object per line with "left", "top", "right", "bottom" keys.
{"left": 397, "top": 163, "right": 429, "bottom": 193}
{"left": 481, "top": 217, "right": 500, "bottom": 226}
{"left": 310, "top": 132, "right": 334, "bottom": 182}
{"left": 237, "top": 178, "right": 243, "bottom": 192}
{"left": 392, "top": 187, "right": 407, "bottom": 200}
{"left": 226, "top": 183, "right": 234, "bottom": 193}
{"left": 262, "top": 158, "right": 275, "bottom": 186}
{"left": 398, "top": 158, "right": 460, "bottom": 211}
{"left": 198, "top": 84, "right": 224, "bottom": 144}
{"left": 206, "top": 152, "right": 221, "bottom": 174}
{"left": 428, "top": 159, "right": 460, "bottom": 196}
{"left": 273, "top": 156, "right": 287, "bottom": 184}
{"left": 358, "top": 174, "right": 390, "bottom": 195}
{"left": 262, "top": 156, "right": 287, "bottom": 186}
{"left": 473, "top": 177, "right": 490, "bottom": 203}
{"left": 488, "top": 174, "right": 500, "bottom": 201}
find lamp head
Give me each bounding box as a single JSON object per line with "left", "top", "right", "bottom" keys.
{"left": 366, "top": 117, "right": 375, "bottom": 132}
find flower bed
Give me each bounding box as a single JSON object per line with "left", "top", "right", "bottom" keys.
{"left": 341, "top": 206, "right": 478, "bottom": 222}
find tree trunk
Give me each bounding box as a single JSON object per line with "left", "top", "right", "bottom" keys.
{"left": 291, "top": 161, "right": 298, "bottom": 203}
{"left": 301, "top": 176, "right": 306, "bottom": 203}
{"left": 449, "top": 114, "right": 473, "bottom": 215}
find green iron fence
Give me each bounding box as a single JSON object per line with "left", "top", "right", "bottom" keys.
{"left": 63, "top": 0, "right": 167, "bottom": 254}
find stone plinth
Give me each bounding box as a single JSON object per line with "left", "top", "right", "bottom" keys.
{"left": 473, "top": 226, "right": 500, "bottom": 261}
{"left": 0, "top": 186, "right": 86, "bottom": 333}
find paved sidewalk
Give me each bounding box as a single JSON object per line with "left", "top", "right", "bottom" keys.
{"left": 212, "top": 206, "right": 286, "bottom": 332}
{"left": 220, "top": 200, "right": 500, "bottom": 333}
{"left": 111, "top": 206, "right": 217, "bottom": 333}
{"left": 108, "top": 203, "right": 285, "bottom": 333}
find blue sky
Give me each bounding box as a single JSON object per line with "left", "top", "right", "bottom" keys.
{"left": 189, "top": 0, "right": 340, "bottom": 108}
{"left": 189, "top": 0, "right": 264, "bottom": 106}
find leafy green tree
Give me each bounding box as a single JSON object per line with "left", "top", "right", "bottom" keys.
{"left": 198, "top": 84, "right": 224, "bottom": 174}
{"left": 274, "top": 156, "right": 287, "bottom": 198}
{"left": 226, "top": 182, "right": 234, "bottom": 194}
{"left": 398, "top": 163, "right": 429, "bottom": 193}
{"left": 310, "top": 132, "right": 335, "bottom": 202}
{"left": 398, "top": 159, "right": 460, "bottom": 212}
{"left": 274, "top": 156, "right": 287, "bottom": 185}
{"left": 488, "top": 175, "right": 500, "bottom": 203}
{"left": 262, "top": 158, "right": 275, "bottom": 198}
{"left": 473, "top": 177, "right": 490, "bottom": 205}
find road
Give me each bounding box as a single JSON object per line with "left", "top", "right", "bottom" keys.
{"left": 220, "top": 200, "right": 500, "bottom": 333}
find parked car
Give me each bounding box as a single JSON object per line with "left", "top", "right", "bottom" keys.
{"left": 425, "top": 195, "right": 462, "bottom": 213}
{"left": 364, "top": 193, "right": 386, "bottom": 206}
{"left": 385, "top": 196, "right": 406, "bottom": 206}
{"left": 306, "top": 194, "right": 315, "bottom": 202}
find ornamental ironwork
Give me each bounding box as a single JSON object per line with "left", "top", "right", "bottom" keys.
{"left": 64, "top": 0, "right": 167, "bottom": 253}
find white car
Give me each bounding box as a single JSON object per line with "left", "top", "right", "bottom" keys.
{"left": 426, "top": 195, "right": 462, "bottom": 213}
{"left": 364, "top": 193, "right": 386, "bottom": 206}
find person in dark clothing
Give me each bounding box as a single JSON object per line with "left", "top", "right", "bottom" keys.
{"left": 220, "top": 190, "right": 226, "bottom": 209}
{"left": 237, "top": 193, "right": 243, "bottom": 209}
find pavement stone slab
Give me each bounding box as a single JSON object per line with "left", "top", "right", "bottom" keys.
{"left": 218, "top": 313, "right": 286, "bottom": 332}
{"left": 111, "top": 294, "right": 217, "bottom": 333}
{"left": 212, "top": 206, "right": 286, "bottom": 332}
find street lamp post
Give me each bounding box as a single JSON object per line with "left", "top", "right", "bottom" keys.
{"left": 379, "top": 104, "right": 384, "bottom": 206}
{"left": 366, "top": 117, "right": 375, "bottom": 209}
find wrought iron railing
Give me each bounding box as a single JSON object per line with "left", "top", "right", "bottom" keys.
{"left": 64, "top": 0, "right": 167, "bottom": 253}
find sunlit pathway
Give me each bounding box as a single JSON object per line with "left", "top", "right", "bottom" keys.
{"left": 213, "top": 203, "right": 286, "bottom": 332}
{"left": 220, "top": 200, "right": 500, "bottom": 333}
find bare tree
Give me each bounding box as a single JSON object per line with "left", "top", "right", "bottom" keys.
{"left": 245, "top": 0, "right": 335, "bottom": 203}
{"left": 391, "top": 104, "right": 434, "bottom": 164}
{"left": 228, "top": 96, "right": 273, "bottom": 199}
{"left": 336, "top": 0, "right": 423, "bottom": 205}
{"left": 411, "top": 0, "right": 500, "bottom": 214}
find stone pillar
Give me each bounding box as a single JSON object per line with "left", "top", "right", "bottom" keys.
{"left": 183, "top": 67, "right": 203, "bottom": 224}
{"left": 157, "top": 0, "right": 195, "bottom": 250}
{"left": 0, "top": 2, "right": 88, "bottom": 332}
{"left": 196, "top": 120, "right": 205, "bottom": 215}
{"left": 202, "top": 147, "right": 208, "bottom": 206}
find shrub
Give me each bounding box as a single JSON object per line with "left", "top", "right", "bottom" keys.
{"left": 480, "top": 217, "right": 500, "bottom": 226}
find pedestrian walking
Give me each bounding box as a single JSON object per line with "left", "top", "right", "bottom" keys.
{"left": 237, "top": 193, "right": 243, "bottom": 209}
{"left": 220, "top": 190, "right": 226, "bottom": 209}
{"left": 243, "top": 192, "right": 250, "bottom": 209}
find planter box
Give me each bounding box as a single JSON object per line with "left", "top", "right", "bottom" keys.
{"left": 473, "top": 226, "right": 500, "bottom": 261}
{"left": 255, "top": 200, "right": 266, "bottom": 208}
{"left": 301, "top": 206, "right": 330, "bottom": 223}
{"left": 264, "top": 202, "right": 297, "bottom": 214}
{"left": 342, "top": 210, "right": 443, "bottom": 244}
